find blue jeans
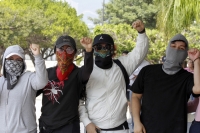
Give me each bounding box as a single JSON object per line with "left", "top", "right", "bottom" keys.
{"left": 189, "top": 120, "right": 200, "bottom": 133}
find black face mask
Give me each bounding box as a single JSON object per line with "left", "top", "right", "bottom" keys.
{"left": 95, "top": 55, "right": 113, "bottom": 69}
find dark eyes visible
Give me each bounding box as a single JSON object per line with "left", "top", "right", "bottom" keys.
{"left": 170, "top": 44, "right": 185, "bottom": 50}
{"left": 6, "top": 58, "right": 23, "bottom": 61}
{"left": 56, "top": 47, "right": 74, "bottom": 54}
{"left": 93, "top": 44, "right": 112, "bottom": 51}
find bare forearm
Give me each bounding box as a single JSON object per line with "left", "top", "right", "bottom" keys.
{"left": 131, "top": 95, "right": 142, "bottom": 123}
{"left": 193, "top": 59, "right": 200, "bottom": 94}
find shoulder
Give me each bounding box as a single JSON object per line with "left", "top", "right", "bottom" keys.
{"left": 142, "top": 64, "right": 161, "bottom": 71}
{"left": 179, "top": 68, "right": 192, "bottom": 75}
{"left": 137, "top": 64, "right": 162, "bottom": 77}
{"left": 47, "top": 66, "right": 57, "bottom": 72}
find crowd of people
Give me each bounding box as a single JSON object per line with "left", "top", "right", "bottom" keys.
{"left": 0, "top": 19, "right": 200, "bottom": 133}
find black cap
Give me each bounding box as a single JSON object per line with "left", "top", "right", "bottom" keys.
{"left": 55, "top": 35, "right": 76, "bottom": 50}
{"left": 93, "top": 34, "right": 114, "bottom": 46}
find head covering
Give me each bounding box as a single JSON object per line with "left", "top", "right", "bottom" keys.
{"left": 162, "top": 34, "right": 188, "bottom": 75}
{"left": 2, "top": 45, "right": 26, "bottom": 90}
{"left": 93, "top": 34, "right": 114, "bottom": 46}
{"left": 54, "top": 35, "right": 77, "bottom": 52}
{"left": 93, "top": 34, "right": 114, "bottom": 69}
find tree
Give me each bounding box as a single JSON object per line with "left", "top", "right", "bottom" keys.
{"left": 0, "top": 0, "right": 89, "bottom": 68}
{"left": 92, "top": 23, "right": 166, "bottom": 64}
{"left": 155, "top": 0, "right": 200, "bottom": 38}
{"left": 183, "top": 23, "right": 200, "bottom": 49}
{"left": 89, "top": 0, "right": 158, "bottom": 29}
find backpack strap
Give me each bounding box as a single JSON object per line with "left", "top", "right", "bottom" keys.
{"left": 113, "top": 59, "right": 130, "bottom": 96}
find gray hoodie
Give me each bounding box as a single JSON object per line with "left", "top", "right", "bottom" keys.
{"left": 0, "top": 45, "right": 48, "bottom": 133}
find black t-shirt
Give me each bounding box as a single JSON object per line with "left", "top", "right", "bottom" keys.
{"left": 37, "top": 51, "right": 94, "bottom": 130}
{"left": 39, "top": 66, "right": 83, "bottom": 129}
{"left": 131, "top": 64, "right": 194, "bottom": 133}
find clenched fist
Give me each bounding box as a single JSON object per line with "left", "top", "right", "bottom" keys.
{"left": 132, "top": 20, "right": 145, "bottom": 33}
{"left": 188, "top": 48, "right": 200, "bottom": 62}
{"left": 80, "top": 37, "right": 93, "bottom": 52}
{"left": 30, "top": 44, "right": 40, "bottom": 56}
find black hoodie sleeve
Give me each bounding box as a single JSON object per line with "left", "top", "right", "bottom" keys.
{"left": 79, "top": 50, "right": 93, "bottom": 84}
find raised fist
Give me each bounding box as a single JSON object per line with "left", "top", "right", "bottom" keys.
{"left": 132, "top": 20, "right": 145, "bottom": 32}
{"left": 30, "top": 44, "right": 40, "bottom": 56}
{"left": 80, "top": 37, "right": 93, "bottom": 52}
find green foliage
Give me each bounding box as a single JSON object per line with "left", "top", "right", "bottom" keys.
{"left": 0, "top": 0, "right": 89, "bottom": 51}
{"left": 92, "top": 24, "right": 167, "bottom": 63}
{"left": 89, "top": 0, "right": 158, "bottom": 29}
{"left": 155, "top": 0, "right": 200, "bottom": 37}
{"left": 93, "top": 24, "right": 137, "bottom": 55}
{"left": 184, "top": 23, "right": 200, "bottom": 49}
{"left": 0, "top": 0, "right": 89, "bottom": 66}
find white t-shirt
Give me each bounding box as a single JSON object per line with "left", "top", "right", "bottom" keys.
{"left": 129, "top": 60, "right": 150, "bottom": 86}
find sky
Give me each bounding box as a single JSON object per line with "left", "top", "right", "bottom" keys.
{"left": 65, "top": 0, "right": 109, "bottom": 28}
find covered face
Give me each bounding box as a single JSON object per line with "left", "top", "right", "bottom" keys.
{"left": 93, "top": 34, "right": 114, "bottom": 69}
{"left": 2, "top": 45, "right": 26, "bottom": 90}
{"left": 54, "top": 35, "right": 76, "bottom": 74}
{"left": 162, "top": 34, "right": 189, "bottom": 75}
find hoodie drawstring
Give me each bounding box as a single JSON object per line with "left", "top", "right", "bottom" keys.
{"left": 6, "top": 90, "right": 10, "bottom": 105}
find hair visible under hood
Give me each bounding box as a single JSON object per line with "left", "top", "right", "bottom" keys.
{"left": 2, "top": 45, "right": 26, "bottom": 78}
{"left": 168, "top": 33, "right": 189, "bottom": 50}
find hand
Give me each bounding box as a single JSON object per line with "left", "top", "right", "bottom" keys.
{"left": 30, "top": 44, "right": 40, "bottom": 56}
{"left": 86, "top": 123, "right": 100, "bottom": 133}
{"left": 188, "top": 48, "right": 200, "bottom": 62}
{"left": 132, "top": 20, "right": 145, "bottom": 32}
{"left": 133, "top": 122, "right": 146, "bottom": 133}
{"left": 80, "top": 37, "right": 93, "bottom": 52}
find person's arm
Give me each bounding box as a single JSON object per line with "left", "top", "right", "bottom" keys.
{"left": 29, "top": 44, "right": 48, "bottom": 90}
{"left": 78, "top": 100, "right": 100, "bottom": 133}
{"left": 131, "top": 93, "right": 146, "bottom": 133}
{"left": 188, "top": 97, "right": 199, "bottom": 113}
{"left": 79, "top": 37, "right": 94, "bottom": 84}
{"left": 189, "top": 49, "right": 200, "bottom": 94}
{"left": 118, "top": 20, "right": 149, "bottom": 76}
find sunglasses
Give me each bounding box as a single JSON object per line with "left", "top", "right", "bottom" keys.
{"left": 56, "top": 47, "right": 74, "bottom": 54}
{"left": 93, "top": 44, "right": 112, "bottom": 51}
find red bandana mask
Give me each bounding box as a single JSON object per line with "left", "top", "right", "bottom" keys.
{"left": 56, "top": 51, "right": 75, "bottom": 74}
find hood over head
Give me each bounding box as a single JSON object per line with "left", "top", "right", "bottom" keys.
{"left": 2, "top": 45, "right": 26, "bottom": 78}
{"left": 162, "top": 34, "right": 189, "bottom": 75}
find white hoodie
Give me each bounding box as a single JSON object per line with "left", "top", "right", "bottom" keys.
{"left": 79, "top": 33, "right": 149, "bottom": 129}
{"left": 0, "top": 45, "right": 48, "bottom": 133}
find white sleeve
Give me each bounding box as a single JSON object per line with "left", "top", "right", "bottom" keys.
{"left": 79, "top": 100, "right": 92, "bottom": 127}
{"left": 118, "top": 33, "right": 149, "bottom": 76}
{"left": 30, "top": 54, "right": 48, "bottom": 90}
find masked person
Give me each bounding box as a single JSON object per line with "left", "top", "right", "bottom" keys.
{"left": 37, "top": 35, "right": 93, "bottom": 133}
{"left": 0, "top": 44, "right": 48, "bottom": 133}
{"left": 131, "top": 34, "right": 200, "bottom": 133}
{"left": 79, "top": 19, "right": 149, "bottom": 133}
